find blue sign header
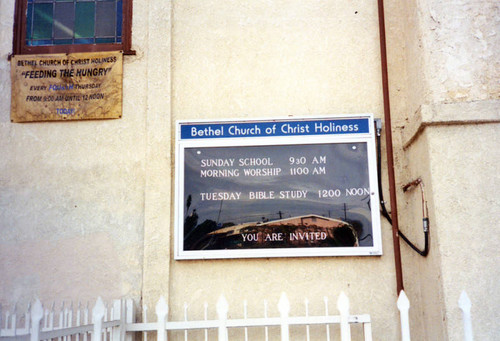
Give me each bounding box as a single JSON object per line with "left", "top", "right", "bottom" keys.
{"left": 180, "top": 118, "right": 370, "bottom": 140}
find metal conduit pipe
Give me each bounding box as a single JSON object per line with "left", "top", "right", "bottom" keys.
{"left": 376, "top": 0, "right": 405, "bottom": 294}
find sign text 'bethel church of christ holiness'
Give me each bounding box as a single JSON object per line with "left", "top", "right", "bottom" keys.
{"left": 175, "top": 115, "right": 382, "bottom": 259}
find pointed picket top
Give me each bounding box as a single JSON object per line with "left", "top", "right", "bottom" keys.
{"left": 278, "top": 292, "right": 290, "bottom": 316}
{"left": 155, "top": 296, "right": 169, "bottom": 320}
{"left": 397, "top": 291, "right": 411, "bottom": 341}
{"left": 155, "top": 297, "right": 168, "bottom": 341}
{"left": 30, "top": 299, "right": 44, "bottom": 341}
{"left": 92, "top": 298, "right": 106, "bottom": 341}
{"left": 31, "top": 299, "right": 44, "bottom": 322}
{"left": 337, "top": 292, "right": 351, "bottom": 341}
{"left": 216, "top": 295, "right": 229, "bottom": 341}
{"left": 278, "top": 293, "right": 290, "bottom": 341}
{"left": 459, "top": 291, "right": 473, "bottom": 341}
{"left": 92, "top": 297, "right": 106, "bottom": 323}
{"left": 336, "top": 291, "right": 350, "bottom": 314}
{"left": 216, "top": 295, "right": 229, "bottom": 317}
{"left": 397, "top": 290, "right": 410, "bottom": 311}
{"left": 458, "top": 291, "right": 471, "bottom": 313}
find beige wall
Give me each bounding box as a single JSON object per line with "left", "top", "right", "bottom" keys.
{"left": 395, "top": 0, "right": 500, "bottom": 339}
{"left": 167, "top": 0, "right": 399, "bottom": 339}
{"left": 0, "top": 0, "right": 172, "bottom": 307}
{"left": 1, "top": 0, "right": 499, "bottom": 339}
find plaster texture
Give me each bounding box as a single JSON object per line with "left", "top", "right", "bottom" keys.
{"left": 0, "top": 0, "right": 164, "bottom": 308}
{"left": 169, "top": 0, "right": 399, "bottom": 339}
{"left": 398, "top": 131, "right": 447, "bottom": 340}
{"left": 393, "top": 0, "right": 500, "bottom": 339}
{"left": 428, "top": 124, "right": 500, "bottom": 340}
{"left": 400, "top": 0, "right": 500, "bottom": 119}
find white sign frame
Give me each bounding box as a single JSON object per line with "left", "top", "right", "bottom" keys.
{"left": 175, "top": 114, "right": 382, "bottom": 260}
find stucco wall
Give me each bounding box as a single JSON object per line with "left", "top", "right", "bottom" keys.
{"left": 395, "top": 0, "right": 500, "bottom": 339}
{"left": 0, "top": 0, "right": 169, "bottom": 307}
{"left": 429, "top": 123, "right": 500, "bottom": 340}
{"left": 401, "top": 0, "right": 500, "bottom": 118}
{"left": 168, "top": 0, "right": 399, "bottom": 339}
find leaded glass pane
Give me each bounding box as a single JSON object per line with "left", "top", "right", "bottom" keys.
{"left": 33, "top": 3, "right": 53, "bottom": 39}
{"left": 26, "top": 3, "right": 33, "bottom": 40}
{"left": 95, "top": 2, "right": 116, "bottom": 37}
{"left": 116, "top": 0, "right": 122, "bottom": 42}
{"left": 54, "top": 2, "right": 74, "bottom": 39}
{"left": 74, "top": 2, "right": 95, "bottom": 38}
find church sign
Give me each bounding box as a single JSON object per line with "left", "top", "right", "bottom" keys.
{"left": 175, "top": 115, "right": 382, "bottom": 259}
{"left": 11, "top": 51, "right": 122, "bottom": 122}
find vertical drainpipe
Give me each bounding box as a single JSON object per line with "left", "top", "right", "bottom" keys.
{"left": 377, "top": 0, "right": 404, "bottom": 294}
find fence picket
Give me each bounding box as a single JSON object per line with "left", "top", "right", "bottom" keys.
{"left": 24, "top": 303, "right": 30, "bottom": 335}
{"left": 142, "top": 304, "right": 148, "bottom": 341}
{"left": 84, "top": 302, "right": 89, "bottom": 341}
{"left": 263, "top": 300, "right": 269, "bottom": 341}
{"left": 76, "top": 302, "right": 81, "bottom": 341}
{"left": 50, "top": 302, "right": 55, "bottom": 331}
{"left": 243, "top": 300, "right": 248, "bottom": 341}
{"left": 0, "top": 290, "right": 478, "bottom": 341}
{"left": 59, "top": 302, "right": 64, "bottom": 331}
{"left": 155, "top": 297, "right": 168, "bottom": 341}
{"left": 30, "top": 300, "right": 43, "bottom": 341}
{"left": 11, "top": 308, "right": 16, "bottom": 336}
{"left": 304, "top": 298, "right": 310, "bottom": 341}
{"left": 6, "top": 310, "right": 10, "bottom": 332}
{"left": 111, "top": 300, "right": 121, "bottom": 341}
{"left": 183, "top": 303, "right": 188, "bottom": 341}
{"left": 103, "top": 303, "right": 108, "bottom": 341}
{"left": 397, "top": 290, "right": 411, "bottom": 341}
{"left": 458, "top": 291, "right": 473, "bottom": 341}
{"left": 124, "top": 300, "right": 134, "bottom": 341}
{"left": 277, "top": 293, "right": 290, "bottom": 341}
{"left": 203, "top": 302, "right": 208, "bottom": 341}
{"left": 324, "top": 297, "right": 331, "bottom": 341}
{"left": 92, "top": 298, "right": 106, "bottom": 341}
{"left": 216, "top": 295, "right": 228, "bottom": 341}
{"left": 337, "top": 292, "right": 351, "bottom": 341}
{"left": 363, "top": 322, "right": 373, "bottom": 341}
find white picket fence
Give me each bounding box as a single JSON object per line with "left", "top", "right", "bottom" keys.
{"left": 0, "top": 290, "right": 474, "bottom": 341}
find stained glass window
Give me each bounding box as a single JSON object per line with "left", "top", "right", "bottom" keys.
{"left": 25, "top": 0, "right": 123, "bottom": 47}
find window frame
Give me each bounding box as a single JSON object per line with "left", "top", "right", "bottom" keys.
{"left": 12, "top": 0, "right": 134, "bottom": 55}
